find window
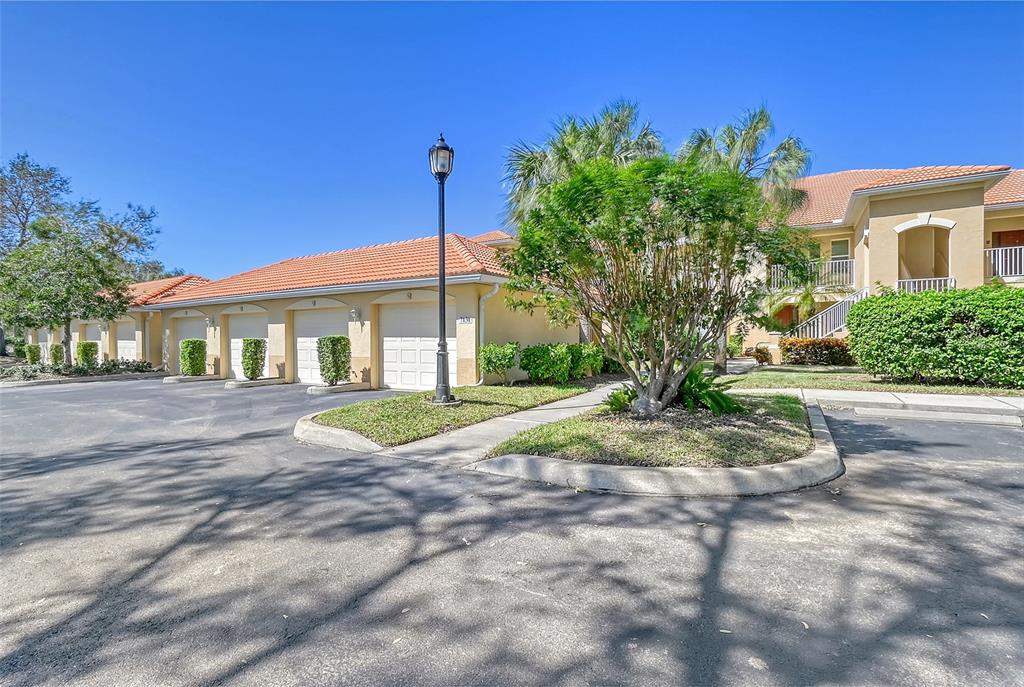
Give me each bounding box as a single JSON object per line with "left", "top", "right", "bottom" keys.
{"left": 830, "top": 239, "right": 850, "bottom": 261}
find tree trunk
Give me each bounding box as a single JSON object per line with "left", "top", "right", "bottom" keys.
{"left": 712, "top": 331, "right": 728, "bottom": 376}
{"left": 0, "top": 325, "right": 6, "bottom": 356}
{"left": 63, "top": 319, "right": 73, "bottom": 367}
{"left": 632, "top": 391, "right": 665, "bottom": 418}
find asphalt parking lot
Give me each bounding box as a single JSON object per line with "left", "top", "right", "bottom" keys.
{"left": 1, "top": 380, "right": 1021, "bottom": 686}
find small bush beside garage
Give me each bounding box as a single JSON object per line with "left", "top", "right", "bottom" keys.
{"left": 779, "top": 337, "right": 854, "bottom": 366}
{"left": 847, "top": 285, "right": 1024, "bottom": 388}
{"left": 519, "top": 342, "right": 604, "bottom": 384}
{"left": 76, "top": 341, "right": 99, "bottom": 368}
{"left": 179, "top": 338, "right": 207, "bottom": 376}
{"left": 25, "top": 344, "right": 41, "bottom": 365}
{"left": 316, "top": 335, "right": 351, "bottom": 386}
{"left": 49, "top": 345, "right": 65, "bottom": 367}
{"left": 241, "top": 338, "right": 267, "bottom": 380}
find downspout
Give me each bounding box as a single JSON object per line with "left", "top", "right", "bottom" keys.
{"left": 472, "top": 284, "right": 501, "bottom": 385}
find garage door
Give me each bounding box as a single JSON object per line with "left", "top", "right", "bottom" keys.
{"left": 380, "top": 303, "right": 456, "bottom": 390}
{"left": 37, "top": 329, "right": 50, "bottom": 358}
{"left": 228, "top": 313, "right": 269, "bottom": 379}
{"left": 116, "top": 321, "right": 137, "bottom": 360}
{"left": 175, "top": 316, "right": 207, "bottom": 368}
{"left": 294, "top": 308, "right": 346, "bottom": 384}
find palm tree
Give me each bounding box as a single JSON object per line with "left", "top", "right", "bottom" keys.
{"left": 679, "top": 106, "right": 811, "bottom": 372}
{"left": 504, "top": 100, "right": 664, "bottom": 225}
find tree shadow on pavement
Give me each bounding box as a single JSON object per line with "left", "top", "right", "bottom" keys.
{"left": 0, "top": 414, "right": 1021, "bottom": 686}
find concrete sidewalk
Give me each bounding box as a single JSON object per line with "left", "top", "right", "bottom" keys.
{"left": 733, "top": 387, "right": 1024, "bottom": 418}
{"left": 376, "top": 384, "right": 615, "bottom": 468}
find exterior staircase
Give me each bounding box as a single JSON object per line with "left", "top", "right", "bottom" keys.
{"left": 791, "top": 288, "right": 868, "bottom": 339}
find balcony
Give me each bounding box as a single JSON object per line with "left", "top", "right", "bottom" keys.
{"left": 769, "top": 258, "right": 855, "bottom": 290}
{"left": 896, "top": 277, "right": 956, "bottom": 293}
{"left": 986, "top": 246, "right": 1024, "bottom": 279}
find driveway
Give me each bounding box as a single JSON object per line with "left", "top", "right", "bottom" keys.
{"left": 1, "top": 382, "right": 1022, "bottom": 686}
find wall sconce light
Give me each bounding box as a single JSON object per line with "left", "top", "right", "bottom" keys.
{"left": 349, "top": 308, "right": 361, "bottom": 322}
{"left": 206, "top": 316, "right": 217, "bottom": 328}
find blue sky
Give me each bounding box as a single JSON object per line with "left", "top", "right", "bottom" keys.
{"left": 3, "top": 2, "right": 1023, "bottom": 279}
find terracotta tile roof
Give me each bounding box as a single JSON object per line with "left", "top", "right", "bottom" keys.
{"left": 470, "top": 229, "right": 516, "bottom": 243}
{"left": 854, "top": 165, "right": 1010, "bottom": 191}
{"left": 154, "top": 234, "right": 507, "bottom": 305}
{"left": 788, "top": 170, "right": 894, "bottom": 225}
{"left": 129, "top": 275, "right": 209, "bottom": 306}
{"left": 788, "top": 165, "right": 1016, "bottom": 226}
{"left": 986, "top": 169, "right": 1024, "bottom": 206}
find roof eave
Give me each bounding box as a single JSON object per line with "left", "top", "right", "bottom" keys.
{"left": 835, "top": 170, "right": 1012, "bottom": 228}
{"left": 150, "top": 273, "right": 508, "bottom": 309}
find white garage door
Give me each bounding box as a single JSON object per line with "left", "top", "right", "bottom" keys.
{"left": 294, "top": 308, "right": 346, "bottom": 384}
{"left": 380, "top": 303, "right": 456, "bottom": 390}
{"left": 116, "top": 321, "right": 137, "bottom": 360}
{"left": 228, "top": 313, "right": 269, "bottom": 379}
{"left": 175, "top": 317, "right": 207, "bottom": 352}
{"left": 37, "top": 329, "right": 51, "bottom": 357}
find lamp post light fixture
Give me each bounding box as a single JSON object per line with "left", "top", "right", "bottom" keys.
{"left": 428, "top": 133, "right": 461, "bottom": 406}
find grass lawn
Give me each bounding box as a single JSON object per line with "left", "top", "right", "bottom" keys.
{"left": 314, "top": 383, "right": 592, "bottom": 447}
{"left": 727, "top": 367, "right": 1024, "bottom": 397}
{"left": 489, "top": 394, "right": 812, "bottom": 468}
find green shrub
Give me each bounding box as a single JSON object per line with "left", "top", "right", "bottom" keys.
{"left": 579, "top": 342, "right": 604, "bottom": 376}
{"left": 479, "top": 341, "right": 520, "bottom": 385}
{"left": 25, "top": 344, "right": 41, "bottom": 365}
{"left": 520, "top": 343, "right": 573, "bottom": 384}
{"left": 602, "top": 355, "right": 625, "bottom": 373}
{"left": 727, "top": 334, "right": 744, "bottom": 359}
{"left": 49, "top": 344, "right": 65, "bottom": 367}
{"left": 604, "top": 385, "right": 637, "bottom": 412}
{"left": 241, "top": 338, "right": 267, "bottom": 380}
{"left": 672, "top": 368, "right": 745, "bottom": 416}
{"left": 317, "top": 335, "right": 351, "bottom": 386}
{"left": 779, "top": 337, "right": 854, "bottom": 366}
{"left": 0, "top": 364, "right": 41, "bottom": 381}
{"left": 76, "top": 341, "right": 99, "bottom": 368}
{"left": 7, "top": 336, "right": 26, "bottom": 358}
{"left": 179, "top": 338, "right": 207, "bottom": 376}
{"left": 847, "top": 286, "right": 1024, "bottom": 388}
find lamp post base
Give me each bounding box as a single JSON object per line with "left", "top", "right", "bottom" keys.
{"left": 427, "top": 397, "right": 463, "bottom": 408}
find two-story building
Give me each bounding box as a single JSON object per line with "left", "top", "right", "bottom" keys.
{"left": 746, "top": 165, "right": 1024, "bottom": 351}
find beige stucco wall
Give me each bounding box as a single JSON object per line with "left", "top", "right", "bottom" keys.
{"left": 867, "top": 185, "right": 987, "bottom": 291}
{"left": 154, "top": 282, "right": 578, "bottom": 387}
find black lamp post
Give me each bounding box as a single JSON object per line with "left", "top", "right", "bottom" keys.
{"left": 428, "top": 133, "right": 460, "bottom": 406}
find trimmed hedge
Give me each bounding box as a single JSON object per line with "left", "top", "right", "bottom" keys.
{"left": 49, "top": 344, "right": 65, "bottom": 367}
{"left": 241, "top": 338, "right": 267, "bottom": 380}
{"left": 179, "top": 338, "right": 207, "bottom": 376}
{"left": 317, "top": 335, "right": 351, "bottom": 386}
{"left": 779, "top": 337, "right": 854, "bottom": 366}
{"left": 519, "top": 342, "right": 602, "bottom": 384}
{"left": 479, "top": 341, "right": 520, "bottom": 385}
{"left": 76, "top": 341, "right": 99, "bottom": 368}
{"left": 847, "top": 286, "right": 1024, "bottom": 388}
{"left": 25, "top": 344, "right": 41, "bottom": 365}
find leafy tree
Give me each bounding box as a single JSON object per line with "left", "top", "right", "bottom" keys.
{"left": 504, "top": 100, "right": 663, "bottom": 225}
{"left": 680, "top": 106, "right": 811, "bottom": 372}
{"left": 505, "top": 156, "right": 804, "bottom": 417}
{"left": 0, "top": 218, "right": 132, "bottom": 364}
{"left": 0, "top": 153, "right": 71, "bottom": 256}
{"left": 129, "top": 260, "right": 185, "bottom": 282}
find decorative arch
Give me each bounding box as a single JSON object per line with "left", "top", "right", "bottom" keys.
{"left": 286, "top": 297, "right": 348, "bottom": 311}
{"left": 372, "top": 289, "right": 453, "bottom": 305}
{"left": 893, "top": 212, "right": 957, "bottom": 234}
{"left": 221, "top": 303, "right": 268, "bottom": 315}
{"left": 167, "top": 308, "right": 208, "bottom": 319}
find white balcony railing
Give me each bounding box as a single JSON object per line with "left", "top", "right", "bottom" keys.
{"left": 986, "top": 246, "right": 1024, "bottom": 278}
{"left": 896, "top": 277, "right": 956, "bottom": 293}
{"left": 769, "top": 258, "right": 856, "bottom": 290}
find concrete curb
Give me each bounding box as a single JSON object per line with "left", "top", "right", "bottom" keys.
{"left": 731, "top": 387, "right": 1024, "bottom": 418}
{"left": 467, "top": 403, "right": 844, "bottom": 497}
{"left": 163, "top": 374, "right": 221, "bottom": 384}
{"left": 306, "top": 382, "right": 371, "bottom": 395}
{"left": 293, "top": 412, "right": 383, "bottom": 453}
{"left": 0, "top": 371, "right": 168, "bottom": 389}
{"left": 224, "top": 377, "right": 288, "bottom": 389}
